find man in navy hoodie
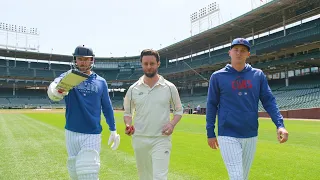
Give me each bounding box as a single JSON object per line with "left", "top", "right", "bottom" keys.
{"left": 206, "top": 38, "right": 289, "bottom": 180}
{"left": 47, "top": 45, "right": 120, "bottom": 180}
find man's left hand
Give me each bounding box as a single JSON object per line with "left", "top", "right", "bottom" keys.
{"left": 108, "top": 131, "right": 120, "bottom": 150}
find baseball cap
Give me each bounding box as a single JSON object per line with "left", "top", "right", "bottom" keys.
{"left": 231, "top": 38, "right": 251, "bottom": 51}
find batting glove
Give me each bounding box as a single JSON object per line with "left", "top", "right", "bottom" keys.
{"left": 108, "top": 131, "right": 120, "bottom": 150}
{"left": 47, "top": 82, "right": 68, "bottom": 101}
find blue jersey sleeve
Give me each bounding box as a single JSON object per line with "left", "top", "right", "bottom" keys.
{"left": 259, "top": 71, "right": 285, "bottom": 129}
{"left": 101, "top": 80, "right": 116, "bottom": 131}
{"left": 206, "top": 73, "right": 220, "bottom": 138}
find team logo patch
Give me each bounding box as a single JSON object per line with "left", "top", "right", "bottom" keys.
{"left": 76, "top": 81, "right": 98, "bottom": 94}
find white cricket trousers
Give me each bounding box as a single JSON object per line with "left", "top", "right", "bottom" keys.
{"left": 218, "top": 136, "right": 257, "bottom": 180}
{"left": 132, "top": 135, "right": 172, "bottom": 180}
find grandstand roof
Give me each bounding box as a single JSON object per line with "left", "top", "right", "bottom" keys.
{"left": 0, "top": 48, "right": 140, "bottom": 63}
{"left": 157, "top": 0, "right": 320, "bottom": 60}
{"left": 0, "top": 0, "right": 319, "bottom": 63}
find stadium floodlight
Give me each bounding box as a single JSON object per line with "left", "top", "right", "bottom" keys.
{"left": 189, "top": 2, "right": 220, "bottom": 36}
{"left": 0, "top": 22, "right": 39, "bottom": 35}
{"left": 190, "top": 12, "right": 198, "bottom": 23}
{"left": 0, "top": 22, "right": 40, "bottom": 51}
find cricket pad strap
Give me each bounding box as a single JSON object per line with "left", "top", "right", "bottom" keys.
{"left": 67, "top": 156, "right": 78, "bottom": 180}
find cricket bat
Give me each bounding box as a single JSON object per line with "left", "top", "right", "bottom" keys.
{"left": 56, "top": 69, "right": 89, "bottom": 92}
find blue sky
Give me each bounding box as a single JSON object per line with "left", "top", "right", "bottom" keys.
{"left": 0, "top": 0, "right": 268, "bottom": 57}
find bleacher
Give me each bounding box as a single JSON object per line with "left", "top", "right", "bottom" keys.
{"left": 1, "top": 72, "right": 320, "bottom": 111}
{"left": 0, "top": 16, "right": 318, "bottom": 112}
{"left": 178, "top": 74, "right": 320, "bottom": 112}
{"left": 158, "top": 18, "right": 320, "bottom": 74}
{"left": 0, "top": 18, "right": 318, "bottom": 83}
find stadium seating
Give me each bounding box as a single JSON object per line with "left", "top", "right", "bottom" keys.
{"left": 0, "top": 18, "right": 319, "bottom": 112}
{"left": 3, "top": 73, "right": 319, "bottom": 111}
{"left": 1, "top": 17, "right": 318, "bottom": 84}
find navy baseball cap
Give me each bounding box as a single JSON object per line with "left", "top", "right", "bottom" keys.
{"left": 231, "top": 38, "right": 251, "bottom": 51}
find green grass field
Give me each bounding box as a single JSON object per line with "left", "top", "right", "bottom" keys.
{"left": 0, "top": 109, "right": 319, "bottom": 180}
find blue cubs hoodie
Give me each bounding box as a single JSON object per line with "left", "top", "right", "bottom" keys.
{"left": 206, "top": 63, "right": 285, "bottom": 138}
{"left": 53, "top": 72, "right": 116, "bottom": 134}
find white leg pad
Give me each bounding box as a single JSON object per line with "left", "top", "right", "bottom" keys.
{"left": 67, "top": 156, "right": 78, "bottom": 180}
{"left": 76, "top": 149, "right": 100, "bottom": 180}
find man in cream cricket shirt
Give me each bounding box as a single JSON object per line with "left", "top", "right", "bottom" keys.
{"left": 123, "top": 49, "right": 183, "bottom": 180}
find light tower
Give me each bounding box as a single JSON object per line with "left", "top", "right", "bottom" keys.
{"left": 190, "top": 2, "right": 221, "bottom": 36}
{"left": 0, "top": 22, "right": 40, "bottom": 51}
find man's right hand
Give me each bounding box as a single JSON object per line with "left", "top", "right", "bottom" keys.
{"left": 125, "top": 124, "right": 135, "bottom": 136}
{"left": 208, "top": 138, "right": 219, "bottom": 149}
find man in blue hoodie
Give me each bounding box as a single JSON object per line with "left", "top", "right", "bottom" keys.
{"left": 47, "top": 45, "right": 120, "bottom": 180}
{"left": 206, "top": 38, "right": 289, "bottom": 180}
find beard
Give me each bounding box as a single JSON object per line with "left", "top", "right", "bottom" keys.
{"left": 76, "top": 64, "right": 91, "bottom": 72}
{"left": 79, "top": 66, "right": 89, "bottom": 72}
{"left": 74, "top": 61, "right": 93, "bottom": 72}
{"left": 144, "top": 70, "right": 157, "bottom": 78}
